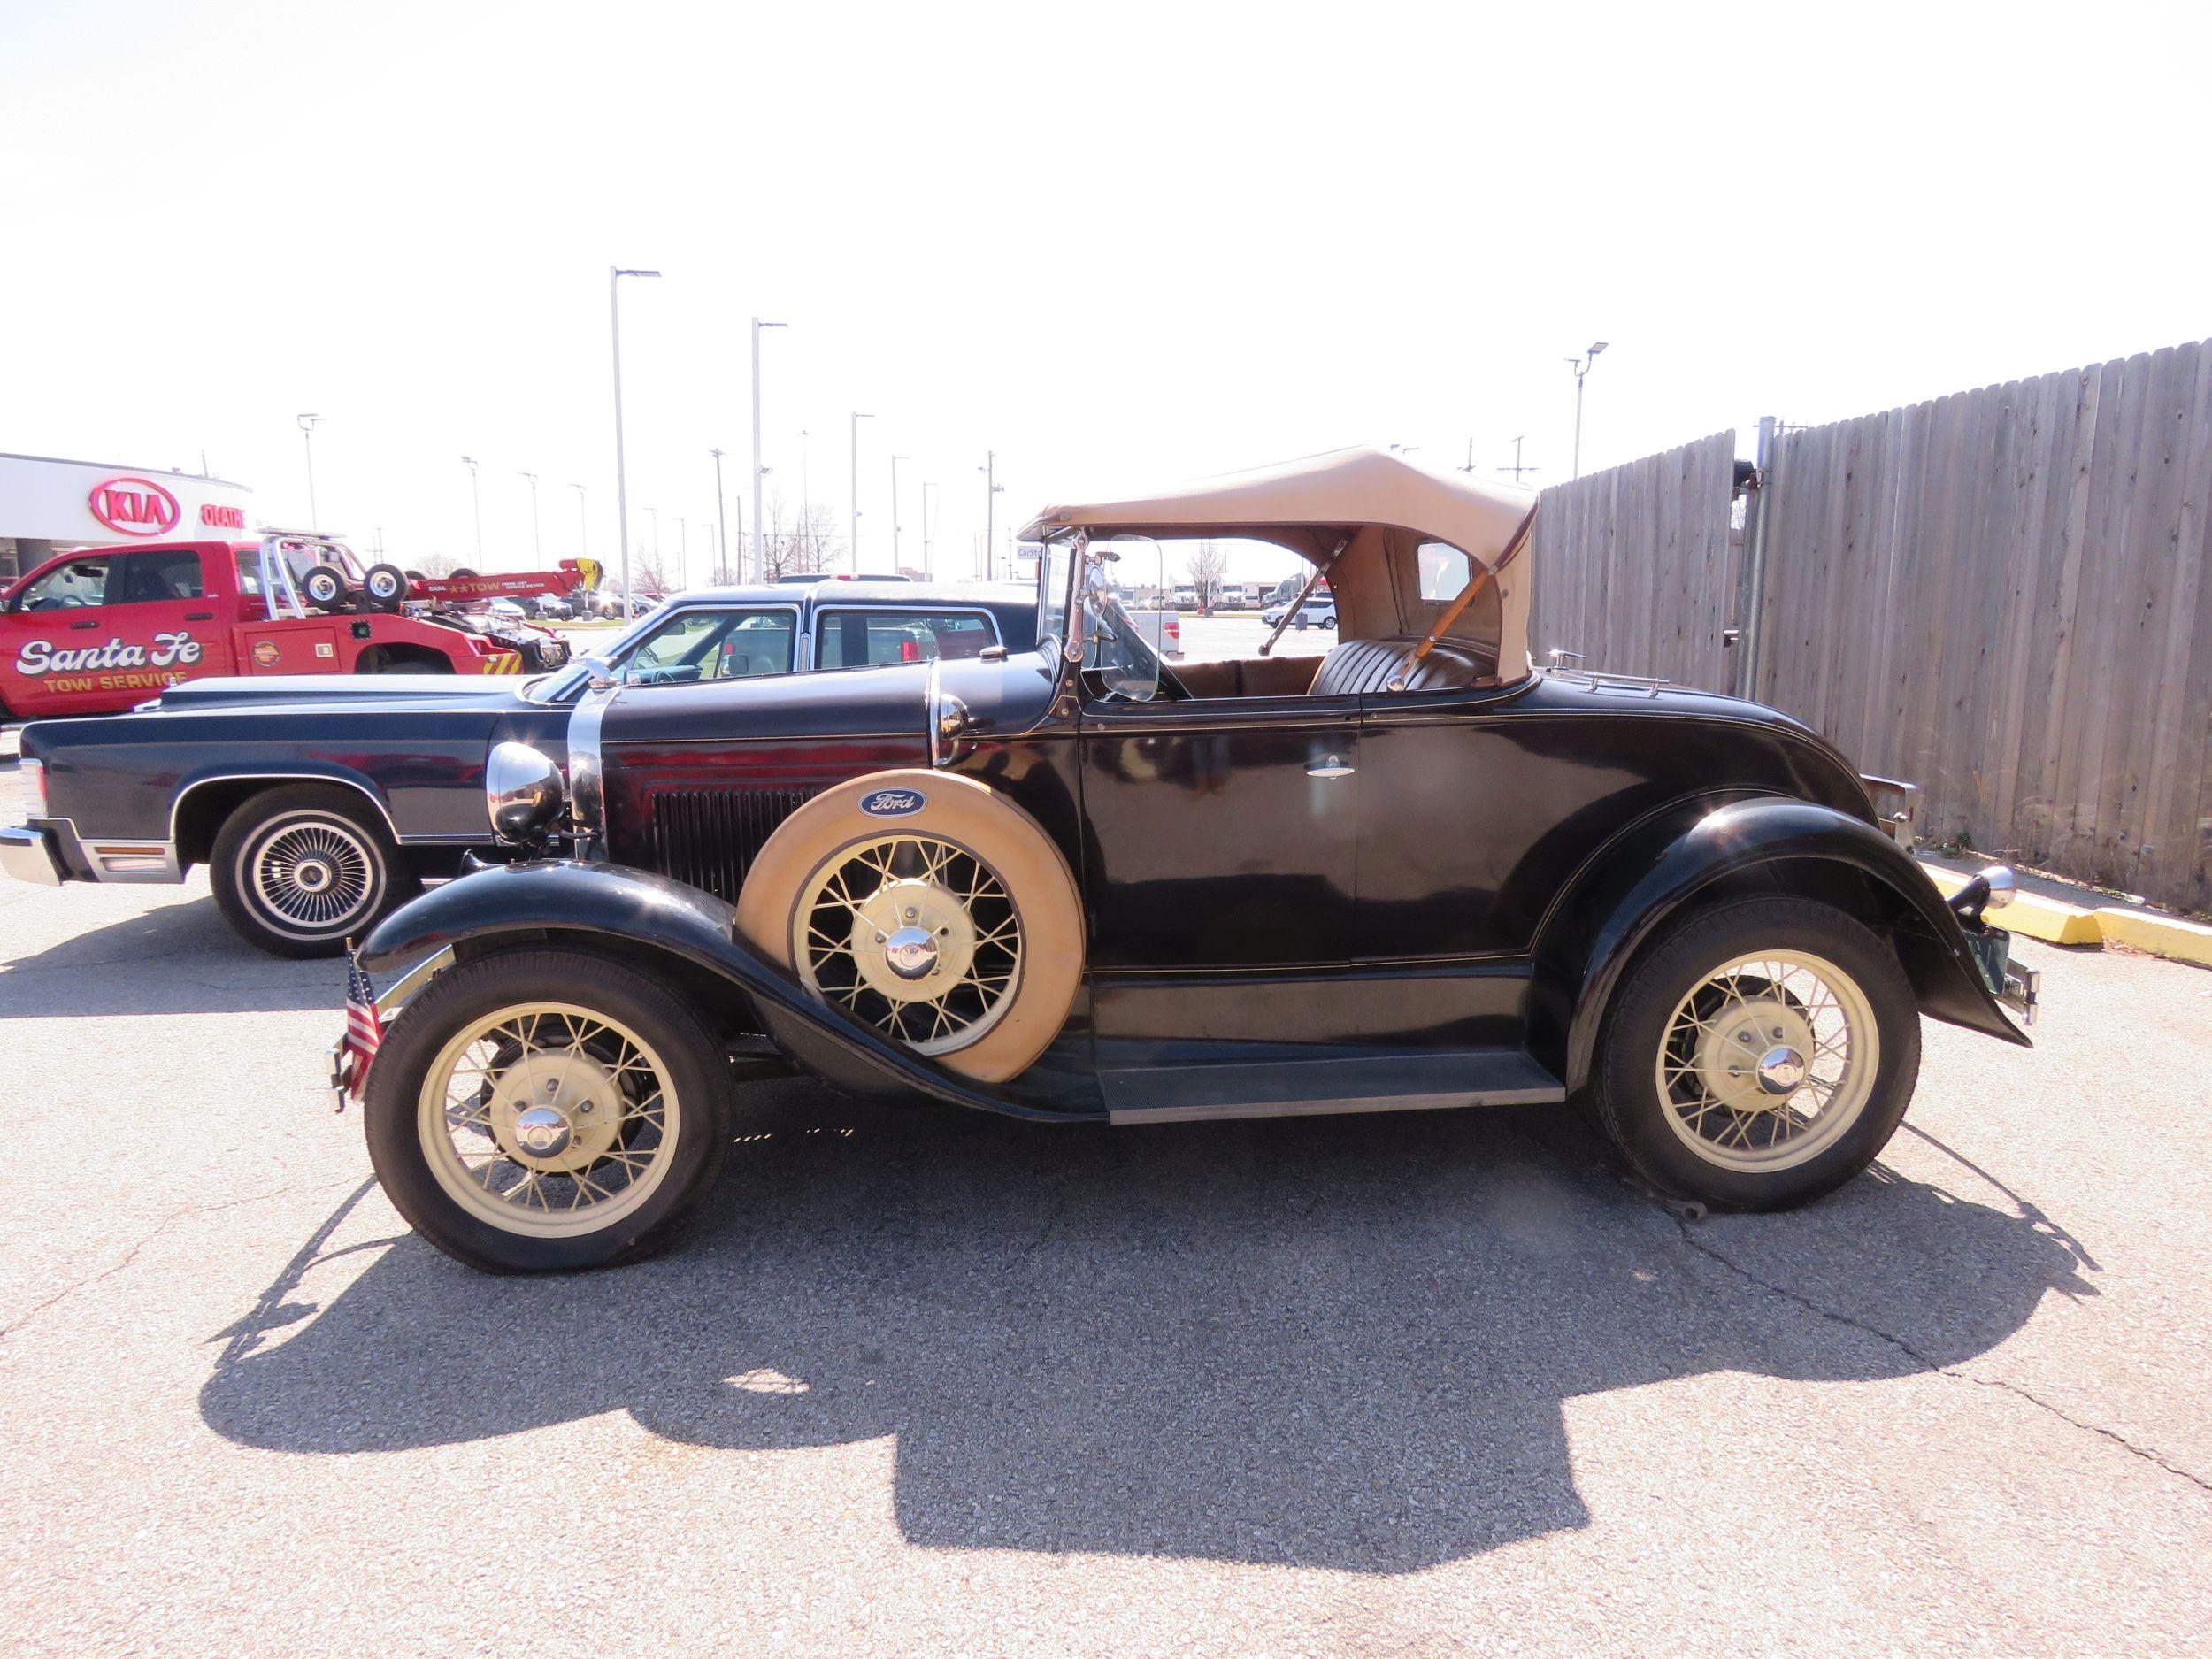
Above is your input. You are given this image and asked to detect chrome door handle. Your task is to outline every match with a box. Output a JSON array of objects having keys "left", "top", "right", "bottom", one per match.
[{"left": 1307, "top": 756, "right": 1355, "bottom": 780}]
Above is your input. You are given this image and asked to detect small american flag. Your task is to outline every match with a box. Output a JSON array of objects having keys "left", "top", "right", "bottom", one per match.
[{"left": 340, "top": 945, "right": 383, "bottom": 1108}]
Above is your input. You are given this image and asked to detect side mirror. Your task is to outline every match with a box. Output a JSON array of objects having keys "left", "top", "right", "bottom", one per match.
[{"left": 582, "top": 654, "right": 618, "bottom": 690}]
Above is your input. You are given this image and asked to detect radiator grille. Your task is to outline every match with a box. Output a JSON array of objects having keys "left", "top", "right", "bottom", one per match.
[{"left": 646, "top": 786, "right": 818, "bottom": 903}]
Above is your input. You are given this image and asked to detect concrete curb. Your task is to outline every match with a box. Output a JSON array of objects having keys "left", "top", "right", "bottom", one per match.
[{"left": 1919, "top": 864, "right": 2210, "bottom": 964}]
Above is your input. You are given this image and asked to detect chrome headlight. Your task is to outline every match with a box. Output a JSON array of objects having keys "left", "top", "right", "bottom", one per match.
[
  {"left": 1948, "top": 862, "right": 2018, "bottom": 924},
  {"left": 485, "top": 741, "right": 565, "bottom": 844}
]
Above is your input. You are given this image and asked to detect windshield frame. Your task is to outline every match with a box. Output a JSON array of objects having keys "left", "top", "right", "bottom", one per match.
[{"left": 1036, "top": 531, "right": 1081, "bottom": 660}]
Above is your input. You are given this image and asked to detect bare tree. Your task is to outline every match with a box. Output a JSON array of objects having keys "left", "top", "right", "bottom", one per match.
[
  {"left": 753, "top": 491, "right": 846, "bottom": 581},
  {"left": 1185, "top": 540, "right": 1231, "bottom": 614},
  {"left": 411, "top": 550, "right": 463, "bottom": 578}
]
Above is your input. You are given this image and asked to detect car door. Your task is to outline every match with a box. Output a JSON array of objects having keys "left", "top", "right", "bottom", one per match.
[
  {"left": 3, "top": 552, "right": 119, "bottom": 717},
  {"left": 1077, "top": 686, "right": 1360, "bottom": 972}
]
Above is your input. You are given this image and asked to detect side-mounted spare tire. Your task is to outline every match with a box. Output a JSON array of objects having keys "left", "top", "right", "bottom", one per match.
[{"left": 734, "top": 769, "right": 1083, "bottom": 1083}]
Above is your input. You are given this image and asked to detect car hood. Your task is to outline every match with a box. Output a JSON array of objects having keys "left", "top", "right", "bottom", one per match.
[
  {"left": 150, "top": 674, "right": 532, "bottom": 712},
  {"left": 595, "top": 650, "right": 1062, "bottom": 747}
]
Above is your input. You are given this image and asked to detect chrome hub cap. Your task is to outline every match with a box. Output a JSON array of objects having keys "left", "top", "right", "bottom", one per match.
[
  {"left": 1756, "top": 1045, "right": 1809, "bottom": 1095},
  {"left": 418, "top": 1004, "right": 679, "bottom": 1236},
  {"left": 795, "top": 834, "right": 1021, "bottom": 1054},
  {"left": 1656, "top": 951, "right": 1878, "bottom": 1171},
  {"left": 249, "top": 816, "right": 377, "bottom": 934}
]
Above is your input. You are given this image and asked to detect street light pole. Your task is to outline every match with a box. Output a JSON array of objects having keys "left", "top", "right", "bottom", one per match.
[
  {"left": 979, "top": 451, "right": 1003, "bottom": 581},
  {"left": 675, "top": 516, "right": 687, "bottom": 593},
  {"left": 611, "top": 266, "right": 662, "bottom": 618},
  {"left": 459, "top": 455, "right": 482, "bottom": 563},
  {"left": 889, "top": 455, "right": 907, "bottom": 570},
  {"left": 518, "top": 472, "right": 541, "bottom": 562},
  {"left": 296, "top": 414, "right": 323, "bottom": 529},
  {"left": 570, "top": 482, "right": 587, "bottom": 556},
  {"left": 849, "top": 411, "right": 874, "bottom": 572},
  {"left": 750, "top": 318, "right": 786, "bottom": 583},
  {"left": 921, "top": 482, "right": 936, "bottom": 577},
  {"left": 710, "top": 448, "right": 727, "bottom": 582},
  {"left": 1568, "top": 341, "right": 1608, "bottom": 480}
]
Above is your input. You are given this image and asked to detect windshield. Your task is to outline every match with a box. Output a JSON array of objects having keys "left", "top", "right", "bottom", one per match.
[
  {"left": 1038, "top": 537, "right": 1076, "bottom": 653},
  {"left": 524, "top": 604, "right": 680, "bottom": 703},
  {"left": 1080, "top": 564, "right": 1164, "bottom": 701}
]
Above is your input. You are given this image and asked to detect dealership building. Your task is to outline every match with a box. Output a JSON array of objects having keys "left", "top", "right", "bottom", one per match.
[{"left": 0, "top": 452, "right": 257, "bottom": 585}]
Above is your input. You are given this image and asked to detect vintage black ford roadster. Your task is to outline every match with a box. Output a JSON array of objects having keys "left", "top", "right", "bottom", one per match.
[{"left": 339, "top": 449, "right": 2037, "bottom": 1273}]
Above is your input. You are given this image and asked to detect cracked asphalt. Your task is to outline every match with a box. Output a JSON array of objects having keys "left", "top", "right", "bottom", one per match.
[{"left": 3, "top": 762, "right": 2209, "bottom": 1656}]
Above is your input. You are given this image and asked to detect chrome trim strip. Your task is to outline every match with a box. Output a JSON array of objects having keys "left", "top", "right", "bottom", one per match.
[
  {"left": 374, "top": 946, "right": 456, "bottom": 1019},
  {"left": 566, "top": 684, "right": 614, "bottom": 840},
  {"left": 170, "top": 772, "right": 403, "bottom": 849}
]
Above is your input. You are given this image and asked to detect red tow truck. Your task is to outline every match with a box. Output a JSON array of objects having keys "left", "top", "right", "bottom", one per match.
[{"left": 0, "top": 533, "right": 586, "bottom": 719}]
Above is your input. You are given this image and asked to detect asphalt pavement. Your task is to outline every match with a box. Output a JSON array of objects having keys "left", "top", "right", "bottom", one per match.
[{"left": 2, "top": 756, "right": 2208, "bottom": 1657}]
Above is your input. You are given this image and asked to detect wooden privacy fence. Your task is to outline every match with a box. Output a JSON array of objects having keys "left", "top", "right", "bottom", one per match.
[
  {"left": 1753, "top": 342, "right": 2212, "bottom": 913},
  {"left": 1533, "top": 337, "right": 2212, "bottom": 914},
  {"left": 1528, "top": 431, "right": 1740, "bottom": 691}
]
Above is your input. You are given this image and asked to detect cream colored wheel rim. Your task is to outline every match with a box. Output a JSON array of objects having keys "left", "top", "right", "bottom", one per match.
[
  {"left": 416, "top": 1002, "right": 681, "bottom": 1237},
  {"left": 791, "top": 832, "right": 1022, "bottom": 1055},
  {"left": 1654, "top": 949, "right": 1878, "bottom": 1172}
]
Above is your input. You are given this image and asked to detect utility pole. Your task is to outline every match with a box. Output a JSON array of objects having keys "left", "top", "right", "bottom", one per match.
[
  {"left": 710, "top": 448, "right": 727, "bottom": 583},
  {"left": 675, "top": 516, "right": 687, "bottom": 592},
  {"left": 921, "top": 482, "right": 937, "bottom": 576},
  {"left": 610, "top": 266, "right": 662, "bottom": 617},
  {"left": 979, "top": 451, "right": 1003, "bottom": 581},
  {"left": 1501, "top": 436, "right": 1540, "bottom": 483},
  {"left": 849, "top": 411, "right": 874, "bottom": 572},
  {"left": 459, "top": 455, "right": 482, "bottom": 562},
  {"left": 889, "top": 454, "right": 908, "bottom": 570},
  {"left": 518, "top": 471, "right": 541, "bottom": 561},
  {"left": 750, "top": 317, "right": 786, "bottom": 584},
  {"left": 1568, "top": 341, "right": 1608, "bottom": 480},
  {"left": 296, "top": 414, "right": 323, "bottom": 529},
  {"left": 732, "top": 495, "right": 744, "bottom": 585}
]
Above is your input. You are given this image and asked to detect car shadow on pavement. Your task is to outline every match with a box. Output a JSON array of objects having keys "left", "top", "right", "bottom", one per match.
[
  {"left": 0, "top": 895, "right": 341, "bottom": 1018},
  {"left": 200, "top": 1091, "right": 2096, "bottom": 1572}
]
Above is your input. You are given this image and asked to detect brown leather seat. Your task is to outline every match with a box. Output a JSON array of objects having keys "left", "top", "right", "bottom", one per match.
[{"left": 1310, "top": 637, "right": 1494, "bottom": 697}]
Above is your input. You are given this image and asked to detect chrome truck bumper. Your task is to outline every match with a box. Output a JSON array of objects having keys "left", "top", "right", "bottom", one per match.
[{"left": 0, "top": 824, "right": 64, "bottom": 887}]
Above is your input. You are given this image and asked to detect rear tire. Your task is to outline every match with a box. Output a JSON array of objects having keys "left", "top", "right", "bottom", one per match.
[
  {"left": 1586, "top": 896, "right": 1920, "bottom": 1211},
  {"left": 365, "top": 948, "right": 734, "bottom": 1273},
  {"left": 209, "top": 783, "right": 418, "bottom": 958}
]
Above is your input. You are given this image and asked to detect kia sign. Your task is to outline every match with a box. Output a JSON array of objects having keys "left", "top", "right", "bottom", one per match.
[{"left": 88, "top": 477, "right": 181, "bottom": 538}]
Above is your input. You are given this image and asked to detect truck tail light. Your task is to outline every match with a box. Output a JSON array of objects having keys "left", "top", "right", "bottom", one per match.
[
  {"left": 1166, "top": 617, "right": 1181, "bottom": 643},
  {"left": 902, "top": 640, "right": 922, "bottom": 662},
  {"left": 21, "top": 757, "right": 45, "bottom": 816}
]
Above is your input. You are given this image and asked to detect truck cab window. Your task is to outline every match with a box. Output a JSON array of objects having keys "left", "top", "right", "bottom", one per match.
[
  {"left": 111, "top": 549, "right": 206, "bottom": 604},
  {"left": 12, "top": 557, "right": 111, "bottom": 611}
]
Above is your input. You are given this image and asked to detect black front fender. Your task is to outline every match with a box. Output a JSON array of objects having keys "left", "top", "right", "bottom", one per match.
[
  {"left": 1536, "top": 795, "right": 2029, "bottom": 1094},
  {"left": 358, "top": 860, "right": 1087, "bottom": 1122}
]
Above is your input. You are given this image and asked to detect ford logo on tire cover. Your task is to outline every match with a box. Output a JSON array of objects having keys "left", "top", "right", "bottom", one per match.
[{"left": 859, "top": 787, "right": 926, "bottom": 818}]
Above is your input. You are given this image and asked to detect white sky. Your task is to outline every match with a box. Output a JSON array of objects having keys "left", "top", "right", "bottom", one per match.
[{"left": 4, "top": 1, "right": 2207, "bottom": 587}]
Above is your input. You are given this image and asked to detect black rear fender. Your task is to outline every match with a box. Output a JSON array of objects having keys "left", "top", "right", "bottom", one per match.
[
  {"left": 357, "top": 860, "right": 1074, "bottom": 1121},
  {"left": 1532, "top": 795, "right": 2028, "bottom": 1094}
]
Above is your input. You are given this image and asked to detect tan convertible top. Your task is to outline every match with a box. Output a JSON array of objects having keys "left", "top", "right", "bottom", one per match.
[{"left": 1021, "top": 447, "right": 1539, "bottom": 675}]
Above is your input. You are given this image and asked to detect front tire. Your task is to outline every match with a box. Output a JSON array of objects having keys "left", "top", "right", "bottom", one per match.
[
  {"left": 1587, "top": 896, "right": 1921, "bottom": 1210},
  {"left": 209, "top": 784, "right": 418, "bottom": 958},
  {"left": 365, "top": 948, "right": 733, "bottom": 1272}
]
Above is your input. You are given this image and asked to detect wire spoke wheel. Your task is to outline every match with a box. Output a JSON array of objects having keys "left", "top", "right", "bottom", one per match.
[
  {"left": 247, "top": 816, "right": 378, "bottom": 934},
  {"left": 416, "top": 1001, "right": 682, "bottom": 1239},
  {"left": 792, "top": 832, "right": 1023, "bottom": 1056},
  {"left": 1654, "top": 948, "right": 1879, "bottom": 1173}
]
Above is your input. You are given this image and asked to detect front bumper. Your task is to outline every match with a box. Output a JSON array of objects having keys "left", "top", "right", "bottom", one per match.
[{"left": 0, "top": 824, "right": 64, "bottom": 887}]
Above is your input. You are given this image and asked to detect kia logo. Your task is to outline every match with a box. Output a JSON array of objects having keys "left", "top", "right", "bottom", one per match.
[
  {"left": 88, "top": 476, "right": 181, "bottom": 538},
  {"left": 858, "top": 788, "right": 926, "bottom": 818}
]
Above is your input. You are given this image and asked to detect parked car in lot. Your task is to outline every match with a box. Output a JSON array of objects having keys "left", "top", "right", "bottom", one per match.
[
  {"left": 330, "top": 447, "right": 2039, "bottom": 1274},
  {"left": 1261, "top": 595, "right": 1338, "bottom": 630},
  {"left": 1, "top": 580, "right": 1033, "bottom": 956}
]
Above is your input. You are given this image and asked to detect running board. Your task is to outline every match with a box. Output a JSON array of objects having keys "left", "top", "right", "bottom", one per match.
[{"left": 1102, "top": 1049, "right": 1564, "bottom": 1125}]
